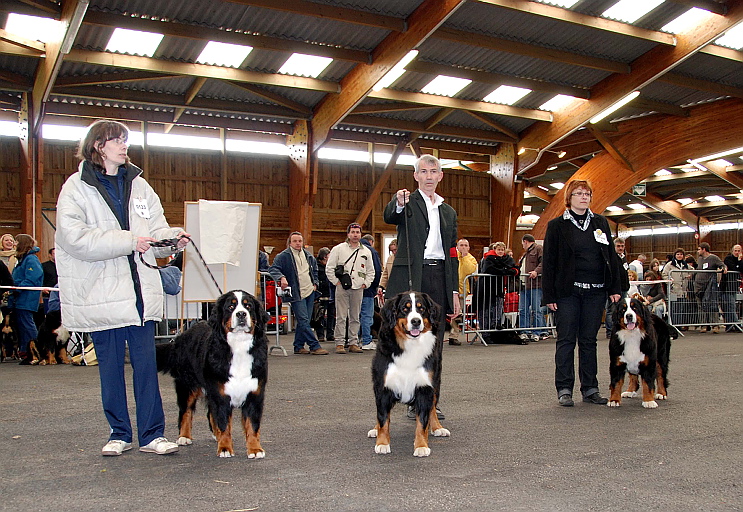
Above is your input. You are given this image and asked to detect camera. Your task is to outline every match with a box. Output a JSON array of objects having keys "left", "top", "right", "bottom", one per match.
[{"left": 277, "top": 286, "right": 292, "bottom": 299}]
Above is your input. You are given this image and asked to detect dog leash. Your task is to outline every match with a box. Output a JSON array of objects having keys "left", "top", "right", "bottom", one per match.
[
  {"left": 403, "top": 191, "right": 413, "bottom": 290},
  {"left": 139, "top": 236, "right": 223, "bottom": 295}
]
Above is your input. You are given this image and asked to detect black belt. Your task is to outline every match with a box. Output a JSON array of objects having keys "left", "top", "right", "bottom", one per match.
[{"left": 422, "top": 259, "right": 444, "bottom": 265}]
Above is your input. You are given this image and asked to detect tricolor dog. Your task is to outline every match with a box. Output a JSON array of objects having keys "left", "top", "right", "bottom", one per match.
[
  {"left": 157, "top": 290, "right": 268, "bottom": 458},
  {"left": 368, "top": 291, "right": 450, "bottom": 457}
]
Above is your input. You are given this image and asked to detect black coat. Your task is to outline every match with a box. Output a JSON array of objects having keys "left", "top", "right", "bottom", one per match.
[
  {"left": 542, "top": 212, "right": 622, "bottom": 304},
  {"left": 383, "top": 190, "right": 459, "bottom": 313},
  {"left": 476, "top": 252, "right": 519, "bottom": 301}
]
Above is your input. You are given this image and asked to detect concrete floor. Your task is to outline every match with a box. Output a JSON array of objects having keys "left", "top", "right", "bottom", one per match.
[{"left": 1, "top": 330, "right": 741, "bottom": 512}]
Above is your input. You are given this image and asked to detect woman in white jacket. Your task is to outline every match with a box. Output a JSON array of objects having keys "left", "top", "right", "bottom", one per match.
[{"left": 56, "top": 120, "right": 188, "bottom": 457}]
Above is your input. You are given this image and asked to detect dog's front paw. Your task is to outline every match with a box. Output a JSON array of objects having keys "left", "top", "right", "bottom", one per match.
[
  {"left": 642, "top": 400, "right": 658, "bottom": 409},
  {"left": 432, "top": 427, "right": 450, "bottom": 437},
  {"left": 607, "top": 400, "right": 621, "bottom": 407},
  {"left": 374, "top": 443, "right": 391, "bottom": 454},
  {"left": 413, "top": 446, "right": 431, "bottom": 457},
  {"left": 177, "top": 437, "right": 192, "bottom": 446},
  {"left": 218, "top": 449, "right": 234, "bottom": 458},
  {"left": 367, "top": 428, "right": 378, "bottom": 438},
  {"left": 248, "top": 450, "right": 265, "bottom": 459},
  {"left": 655, "top": 393, "right": 667, "bottom": 400},
  {"left": 621, "top": 391, "right": 637, "bottom": 398}
]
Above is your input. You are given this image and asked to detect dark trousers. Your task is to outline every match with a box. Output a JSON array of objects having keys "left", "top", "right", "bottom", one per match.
[
  {"left": 554, "top": 287, "right": 606, "bottom": 398},
  {"left": 421, "top": 261, "right": 447, "bottom": 345}
]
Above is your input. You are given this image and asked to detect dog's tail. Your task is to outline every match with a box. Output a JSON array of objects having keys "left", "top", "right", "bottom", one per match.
[{"left": 155, "top": 342, "right": 176, "bottom": 375}]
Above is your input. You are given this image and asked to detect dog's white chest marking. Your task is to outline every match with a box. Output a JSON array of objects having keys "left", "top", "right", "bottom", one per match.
[
  {"left": 384, "top": 331, "right": 436, "bottom": 404},
  {"left": 224, "top": 331, "right": 258, "bottom": 407},
  {"left": 617, "top": 328, "right": 645, "bottom": 375}
]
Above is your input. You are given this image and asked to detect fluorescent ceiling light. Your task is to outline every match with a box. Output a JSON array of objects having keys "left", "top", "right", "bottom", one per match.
[
  {"left": 106, "top": 28, "right": 164, "bottom": 57},
  {"left": 602, "top": 0, "right": 664, "bottom": 24},
  {"left": 226, "top": 140, "right": 289, "bottom": 156},
  {"left": 483, "top": 85, "right": 531, "bottom": 105},
  {"left": 538, "top": 185, "right": 550, "bottom": 192},
  {"left": 606, "top": 205, "right": 624, "bottom": 212},
  {"left": 661, "top": 8, "right": 709, "bottom": 34},
  {"left": 421, "top": 75, "right": 472, "bottom": 97},
  {"left": 197, "top": 41, "right": 253, "bottom": 68},
  {"left": 4, "top": 13, "right": 62, "bottom": 43},
  {"left": 372, "top": 50, "right": 418, "bottom": 91},
  {"left": 676, "top": 198, "right": 694, "bottom": 205},
  {"left": 590, "top": 91, "right": 640, "bottom": 124},
  {"left": 550, "top": 182, "right": 564, "bottom": 189},
  {"left": 654, "top": 169, "right": 672, "bottom": 176},
  {"left": 705, "top": 195, "right": 725, "bottom": 202},
  {"left": 278, "top": 53, "right": 333, "bottom": 78},
  {"left": 690, "top": 146, "right": 743, "bottom": 164},
  {"left": 627, "top": 203, "right": 645, "bottom": 210},
  {"left": 539, "top": 94, "right": 579, "bottom": 111},
  {"left": 547, "top": 165, "right": 558, "bottom": 171},
  {"left": 535, "top": 0, "right": 580, "bottom": 7},
  {"left": 715, "top": 24, "right": 743, "bottom": 50}
]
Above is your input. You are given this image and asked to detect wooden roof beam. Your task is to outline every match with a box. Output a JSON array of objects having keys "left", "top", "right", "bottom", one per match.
[
  {"left": 166, "top": 76, "right": 208, "bottom": 133},
  {"left": 659, "top": 72, "right": 743, "bottom": 99},
  {"left": 632, "top": 97, "right": 689, "bottom": 117},
  {"left": 55, "top": 71, "right": 175, "bottom": 87},
  {"left": 643, "top": 191, "right": 700, "bottom": 227},
  {"left": 341, "top": 114, "right": 515, "bottom": 143},
  {"left": 0, "top": 28, "right": 45, "bottom": 52},
  {"left": 434, "top": 27, "right": 630, "bottom": 74},
  {"left": 352, "top": 102, "right": 436, "bottom": 114},
  {"left": 517, "top": 2, "right": 743, "bottom": 174},
  {"left": 587, "top": 124, "right": 634, "bottom": 172},
  {"left": 83, "top": 10, "right": 370, "bottom": 64},
  {"left": 310, "top": 0, "right": 467, "bottom": 154},
  {"left": 670, "top": 0, "right": 728, "bottom": 15},
  {"left": 368, "top": 88, "right": 551, "bottom": 122},
  {"left": 0, "top": 0, "right": 60, "bottom": 16},
  {"left": 524, "top": 185, "right": 552, "bottom": 203},
  {"left": 682, "top": 198, "right": 743, "bottom": 209},
  {"left": 355, "top": 140, "right": 407, "bottom": 227},
  {"left": 702, "top": 159, "right": 743, "bottom": 190},
  {"left": 65, "top": 49, "right": 340, "bottom": 93},
  {"left": 465, "top": 111, "right": 520, "bottom": 141},
  {"left": 226, "top": 81, "right": 313, "bottom": 114},
  {"left": 222, "top": 0, "right": 406, "bottom": 32}
]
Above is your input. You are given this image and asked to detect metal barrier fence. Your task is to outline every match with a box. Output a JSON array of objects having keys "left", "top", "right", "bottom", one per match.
[
  {"left": 666, "top": 269, "right": 742, "bottom": 331},
  {"left": 461, "top": 273, "right": 555, "bottom": 346}
]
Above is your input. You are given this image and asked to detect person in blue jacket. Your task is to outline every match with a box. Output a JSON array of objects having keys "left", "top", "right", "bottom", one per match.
[{"left": 10, "top": 234, "right": 43, "bottom": 364}]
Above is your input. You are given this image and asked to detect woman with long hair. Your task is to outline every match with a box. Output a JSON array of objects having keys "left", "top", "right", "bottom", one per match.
[
  {"left": 10, "top": 234, "right": 43, "bottom": 364},
  {"left": 56, "top": 119, "right": 189, "bottom": 457}
]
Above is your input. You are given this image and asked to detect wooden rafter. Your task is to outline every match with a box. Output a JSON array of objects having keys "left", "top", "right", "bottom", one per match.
[
  {"left": 341, "top": 114, "right": 515, "bottom": 143},
  {"left": 65, "top": 49, "right": 340, "bottom": 93},
  {"left": 310, "top": 0, "right": 467, "bottom": 154},
  {"left": 518, "top": 2, "right": 743, "bottom": 174},
  {"left": 587, "top": 124, "right": 634, "bottom": 172},
  {"left": 464, "top": 111, "right": 520, "bottom": 141},
  {"left": 83, "top": 10, "right": 370, "bottom": 64},
  {"left": 524, "top": 185, "right": 551, "bottom": 203},
  {"left": 55, "top": 71, "right": 175, "bottom": 87},
  {"left": 368, "top": 89, "right": 552, "bottom": 122},
  {"left": 0, "top": 69, "right": 32, "bottom": 89},
  {"left": 703, "top": 160, "right": 743, "bottom": 190},
  {"left": 658, "top": 72, "right": 743, "bottom": 99},
  {"left": 632, "top": 97, "right": 689, "bottom": 117},
  {"left": 433, "top": 27, "right": 630, "bottom": 74},
  {"left": 352, "top": 102, "right": 436, "bottom": 114},
  {"left": 222, "top": 0, "right": 406, "bottom": 32},
  {"left": 0, "top": 28, "right": 45, "bottom": 52},
  {"left": 355, "top": 140, "right": 407, "bottom": 227},
  {"left": 226, "top": 81, "right": 313, "bottom": 114},
  {"left": 166, "top": 77, "right": 208, "bottom": 133},
  {"left": 643, "top": 191, "right": 700, "bottom": 227}
]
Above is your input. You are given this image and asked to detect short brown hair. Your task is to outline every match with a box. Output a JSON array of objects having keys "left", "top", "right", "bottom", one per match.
[
  {"left": 563, "top": 180, "right": 593, "bottom": 207},
  {"left": 699, "top": 242, "right": 711, "bottom": 252},
  {"left": 14, "top": 234, "right": 36, "bottom": 260},
  {"left": 77, "top": 120, "right": 130, "bottom": 169}
]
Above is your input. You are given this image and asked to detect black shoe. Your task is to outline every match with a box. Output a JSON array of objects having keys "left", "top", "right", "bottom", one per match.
[
  {"left": 448, "top": 338, "right": 461, "bottom": 346},
  {"left": 435, "top": 406, "right": 445, "bottom": 420},
  {"left": 558, "top": 394, "right": 574, "bottom": 407},
  {"left": 583, "top": 392, "right": 608, "bottom": 405},
  {"left": 326, "top": 336, "right": 335, "bottom": 342}
]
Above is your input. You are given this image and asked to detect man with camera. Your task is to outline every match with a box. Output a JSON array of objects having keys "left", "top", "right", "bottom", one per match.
[
  {"left": 269, "top": 231, "right": 329, "bottom": 355},
  {"left": 326, "top": 223, "right": 375, "bottom": 354}
]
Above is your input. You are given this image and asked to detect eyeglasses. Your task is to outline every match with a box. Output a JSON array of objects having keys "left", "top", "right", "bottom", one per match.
[
  {"left": 571, "top": 192, "right": 592, "bottom": 198},
  {"left": 106, "top": 137, "right": 128, "bottom": 145}
]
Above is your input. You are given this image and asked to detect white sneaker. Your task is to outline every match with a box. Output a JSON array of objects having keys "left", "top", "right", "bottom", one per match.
[
  {"left": 362, "top": 341, "right": 377, "bottom": 350},
  {"left": 139, "top": 437, "right": 179, "bottom": 455},
  {"left": 102, "top": 439, "right": 132, "bottom": 456}
]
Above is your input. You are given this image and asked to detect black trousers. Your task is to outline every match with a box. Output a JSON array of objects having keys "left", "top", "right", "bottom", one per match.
[{"left": 421, "top": 261, "right": 448, "bottom": 345}]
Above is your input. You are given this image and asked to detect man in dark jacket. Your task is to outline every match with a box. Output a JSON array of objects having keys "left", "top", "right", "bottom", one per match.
[
  {"left": 605, "top": 237, "right": 630, "bottom": 338},
  {"left": 360, "top": 235, "right": 382, "bottom": 349},
  {"left": 268, "top": 232, "right": 329, "bottom": 355},
  {"left": 518, "top": 234, "right": 546, "bottom": 341},
  {"left": 722, "top": 244, "right": 742, "bottom": 331}
]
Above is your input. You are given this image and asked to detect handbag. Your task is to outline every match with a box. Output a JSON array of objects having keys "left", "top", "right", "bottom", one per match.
[{"left": 335, "top": 249, "right": 359, "bottom": 290}]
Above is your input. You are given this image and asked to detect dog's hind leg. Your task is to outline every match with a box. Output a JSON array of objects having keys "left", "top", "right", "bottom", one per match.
[
  {"left": 608, "top": 371, "right": 625, "bottom": 407},
  {"left": 654, "top": 361, "right": 668, "bottom": 400},
  {"left": 428, "top": 396, "right": 450, "bottom": 437},
  {"left": 208, "top": 409, "right": 234, "bottom": 458},
  {"left": 640, "top": 360, "right": 658, "bottom": 409},
  {"left": 413, "top": 388, "right": 435, "bottom": 457},
  {"left": 241, "top": 392, "right": 265, "bottom": 459},
  {"left": 176, "top": 386, "right": 201, "bottom": 446}
]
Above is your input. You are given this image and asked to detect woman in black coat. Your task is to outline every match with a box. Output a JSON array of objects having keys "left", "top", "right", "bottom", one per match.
[
  {"left": 475, "top": 242, "right": 519, "bottom": 335},
  {"left": 542, "top": 180, "right": 621, "bottom": 407}
]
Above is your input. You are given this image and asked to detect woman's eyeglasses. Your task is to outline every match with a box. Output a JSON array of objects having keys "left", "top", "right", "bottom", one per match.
[
  {"left": 106, "top": 137, "right": 128, "bottom": 145},
  {"left": 571, "top": 192, "right": 592, "bottom": 198}
]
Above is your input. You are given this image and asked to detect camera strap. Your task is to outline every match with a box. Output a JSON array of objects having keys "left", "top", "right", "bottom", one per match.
[{"left": 343, "top": 248, "right": 360, "bottom": 272}]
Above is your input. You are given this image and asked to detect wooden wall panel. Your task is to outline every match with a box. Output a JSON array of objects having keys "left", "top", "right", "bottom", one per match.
[{"left": 0, "top": 138, "right": 22, "bottom": 233}]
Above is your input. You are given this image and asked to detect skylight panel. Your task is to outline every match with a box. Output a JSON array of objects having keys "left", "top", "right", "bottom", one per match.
[
  {"left": 710, "top": 159, "right": 733, "bottom": 166},
  {"left": 705, "top": 195, "right": 725, "bottom": 202},
  {"left": 550, "top": 182, "right": 564, "bottom": 190},
  {"left": 627, "top": 203, "right": 645, "bottom": 210},
  {"left": 661, "top": 8, "right": 709, "bottom": 34},
  {"left": 197, "top": 41, "right": 253, "bottom": 68},
  {"left": 715, "top": 24, "right": 743, "bottom": 50},
  {"left": 421, "top": 75, "right": 472, "bottom": 97},
  {"left": 372, "top": 50, "right": 418, "bottom": 91},
  {"left": 5, "top": 13, "right": 62, "bottom": 43},
  {"left": 654, "top": 169, "right": 672, "bottom": 176},
  {"left": 602, "top": 0, "right": 664, "bottom": 24},
  {"left": 539, "top": 94, "right": 579, "bottom": 111},
  {"left": 677, "top": 198, "right": 694, "bottom": 205},
  {"left": 106, "top": 28, "right": 164, "bottom": 57},
  {"left": 483, "top": 85, "right": 531, "bottom": 105},
  {"left": 606, "top": 206, "right": 624, "bottom": 212},
  {"left": 278, "top": 53, "right": 333, "bottom": 78}
]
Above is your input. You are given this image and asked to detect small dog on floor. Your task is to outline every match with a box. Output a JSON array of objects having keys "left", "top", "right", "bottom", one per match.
[
  {"left": 157, "top": 290, "right": 268, "bottom": 458},
  {"left": 608, "top": 297, "right": 671, "bottom": 409},
  {"left": 34, "top": 309, "right": 71, "bottom": 365},
  {"left": 1, "top": 313, "right": 18, "bottom": 361},
  {"left": 368, "top": 291, "right": 450, "bottom": 457}
]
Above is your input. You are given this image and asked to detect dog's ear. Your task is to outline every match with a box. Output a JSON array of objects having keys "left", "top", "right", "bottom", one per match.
[
  {"left": 612, "top": 298, "right": 625, "bottom": 324},
  {"left": 636, "top": 298, "right": 652, "bottom": 329},
  {"left": 381, "top": 294, "right": 399, "bottom": 328},
  {"left": 208, "top": 293, "right": 227, "bottom": 334},
  {"left": 422, "top": 292, "right": 441, "bottom": 333}
]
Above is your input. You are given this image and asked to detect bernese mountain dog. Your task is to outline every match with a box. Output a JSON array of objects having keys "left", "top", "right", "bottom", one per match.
[
  {"left": 157, "top": 290, "right": 268, "bottom": 458},
  {"left": 608, "top": 297, "right": 671, "bottom": 409},
  {"left": 368, "top": 291, "right": 450, "bottom": 457},
  {"left": 34, "top": 309, "right": 71, "bottom": 365},
  {"left": 1, "top": 313, "right": 18, "bottom": 361}
]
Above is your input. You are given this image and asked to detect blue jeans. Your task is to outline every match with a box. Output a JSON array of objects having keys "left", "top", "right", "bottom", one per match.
[
  {"left": 290, "top": 294, "right": 322, "bottom": 352},
  {"left": 519, "top": 288, "right": 546, "bottom": 336},
  {"left": 92, "top": 321, "right": 165, "bottom": 446},
  {"left": 554, "top": 287, "right": 606, "bottom": 398},
  {"left": 14, "top": 309, "right": 38, "bottom": 353},
  {"left": 360, "top": 296, "right": 374, "bottom": 345}
]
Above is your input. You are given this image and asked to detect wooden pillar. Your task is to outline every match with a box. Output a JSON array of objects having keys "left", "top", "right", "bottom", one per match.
[
  {"left": 511, "top": 179, "right": 526, "bottom": 258},
  {"left": 19, "top": 93, "right": 41, "bottom": 238},
  {"left": 489, "top": 144, "right": 516, "bottom": 247},
  {"left": 287, "top": 120, "right": 313, "bottom": 243}
]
